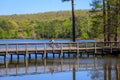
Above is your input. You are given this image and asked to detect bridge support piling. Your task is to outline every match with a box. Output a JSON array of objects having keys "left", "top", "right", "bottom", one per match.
[
  {"left": 80, "top": 53, "right": 82, "bottom": 57},
  {"left": 63, "top": 53, "right": 65, "bottom": 58},
  {"left": 10, "top": 54, "right": 13, "bottom": 63},
  {"left": 41, "top": 53, "right": 43, "bottom": 58},
  {"left": 68, "top": 53, "right": 70, "bottom": 58},
  {"left": 53, "top": 53, "right": 55, "bottom": 58},
  {"left": 17, "top": 54, "right": 20, "bottom": 64},
  {"left": 28, "top": 54, "right": 31, "bottom": 62},
  {"left": 59, "top": 53, "right": 60, "bottom": 58},
  {"left": 35, "top": 53, "right": 37, "bottom": 62},
  {"left": 4, "top": 55, "right": 6, "bottom": 65},
  {"left": 46, "top": 53, "right": 48, "bottom": 58},
  {"left": 87, "top": 52, "right": 89, "bottom": 57}
]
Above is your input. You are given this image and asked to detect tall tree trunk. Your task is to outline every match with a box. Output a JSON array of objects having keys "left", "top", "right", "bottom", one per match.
[
  {"left": 103, "top": 0, "right": 107, "bottom": 43},
  {"left": 107, "top": 0, "right": 111, "bottom": 42},
  {"left": 71, "top": 0, "right": 76, "bottom": 42},
  {"left": 114, "top": 0, "right": 119, "bottom": 42}
]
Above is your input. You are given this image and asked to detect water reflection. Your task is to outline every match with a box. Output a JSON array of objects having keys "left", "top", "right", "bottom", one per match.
[{"left": 0, "top": 56, "right": 120, "bottom": 80}]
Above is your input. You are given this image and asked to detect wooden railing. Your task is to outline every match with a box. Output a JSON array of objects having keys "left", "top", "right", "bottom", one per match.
[{"left": 0, "top": 42, "right": 120, "bottom": 54}]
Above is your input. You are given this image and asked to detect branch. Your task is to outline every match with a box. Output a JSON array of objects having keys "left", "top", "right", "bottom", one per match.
[{"left": 62, "top": 0, "right": 70, "bottom": 2}]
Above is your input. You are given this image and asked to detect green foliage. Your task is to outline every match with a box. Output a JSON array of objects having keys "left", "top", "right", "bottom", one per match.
[
  {"left": 0, "top": 10, "right": 94, "bottom": 39},
  {"left": 90, "top": 0, "right": 120, "bottom": 41}
]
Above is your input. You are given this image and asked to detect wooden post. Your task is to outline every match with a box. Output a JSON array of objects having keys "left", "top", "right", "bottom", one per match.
[
  {"left": 69, "top": 43, "right": 71, "bottom": 53},
  {"left": 60, "top": 43, "right": 63, "bottom": 58},
  {"left": 43, "top": 43, "right": 46, "bottom": 59},
  {"left": 68, "top": 43, "right": 70, "bottom": 57},
  {"left": 110, "top": 42, "right": 112, "bottom": 53},
  {"left": 77, "top": 43, "right": 79, "bottom": 58},
  {"left": 85, "top": 42, "right": 88, "bottom": 57},
  {"left": 25, "top": 43, "right": 28, "bottom": 74},
  {"left": 6, "top": 44, "right": 8, "bottom": 55},
  {"left": 85, "top": 42, "right": 87, "bottom": 50},
  {"left": 35, "top": 43, "right": 38, "bottom": 53},
  {"left": 94, "top": 42, "right": 97, "bottom": 54},
  {"left": 16, "top": 43, "right": 18, "bottom": 54}
]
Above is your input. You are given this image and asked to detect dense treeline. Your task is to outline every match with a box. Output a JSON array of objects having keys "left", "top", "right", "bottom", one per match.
[
  {"left": 0, "top": 10, "right": 91, "bottom": 39},
  {"left": 0, "top": 0, "right": 119, "bottom": 41},
  {"left": 90, "top": 0, "right": 120, "bottom": 41}
]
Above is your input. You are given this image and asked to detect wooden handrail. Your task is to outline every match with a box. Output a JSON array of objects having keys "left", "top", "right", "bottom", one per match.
[{"left": 0, "top": 42, "right": 120, "bottom": 54}]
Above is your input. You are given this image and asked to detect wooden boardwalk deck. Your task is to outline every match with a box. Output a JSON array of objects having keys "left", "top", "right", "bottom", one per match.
[{"left": 0, "top": 42, "right": 120, "bottom": 56}]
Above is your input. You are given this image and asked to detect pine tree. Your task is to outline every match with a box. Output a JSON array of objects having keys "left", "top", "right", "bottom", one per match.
[{"left": 62, "top": 0, "right": 76, "bottom": 42}]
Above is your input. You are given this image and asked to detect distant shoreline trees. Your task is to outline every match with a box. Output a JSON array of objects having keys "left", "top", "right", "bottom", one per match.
[
  {"left": 0, "top": 10, "right": 91, "bottom": 40},
  {"left": 0, "top": 0, "right": 119, "bottom": 41}
]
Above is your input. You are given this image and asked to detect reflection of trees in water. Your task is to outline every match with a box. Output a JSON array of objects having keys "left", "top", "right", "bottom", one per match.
[
  {"left": 1, "top": 57, "right": 120, "bottom": 79},
  {"left": 88, "top": 69, "right": 103, "bottom": 80},
  {"left": 111, "top": 70, "right": 117, "bottom": 80},
  {"left": 88, "top": 65, "right": 120, "bottom": 80}
]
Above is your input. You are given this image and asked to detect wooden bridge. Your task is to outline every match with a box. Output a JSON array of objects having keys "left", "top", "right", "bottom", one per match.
[
  {"left": 0, "top": 41, "right": 120, "bottom": 64},
  {"left": 0, "top": 41, "right": 120, "bottom": 79},
  {"left": 0, "top": 41, "right": 120, "bottom": 55}
]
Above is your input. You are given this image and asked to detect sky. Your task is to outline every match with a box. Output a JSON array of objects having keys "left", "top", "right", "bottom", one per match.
[{"left": 0, "top": 0, "right": 92, "bottom": 15}]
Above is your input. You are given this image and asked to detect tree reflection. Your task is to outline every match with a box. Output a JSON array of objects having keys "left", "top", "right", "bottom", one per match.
[
  {"left": 88, "top": 69, "right": 103, "bottom": 80},
  {"left": 88, "top": 64, "right": 120, "bottom": 80},
  {"left": 0, "top": 56, "right": 120, "bottom": 80}
]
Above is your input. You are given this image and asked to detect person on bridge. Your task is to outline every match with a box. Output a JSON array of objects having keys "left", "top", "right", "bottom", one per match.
[
  {"left": 50, "top": 38, "right": 54, "bottom": 43},
  {"left": 49, "top": 38, "right": 59, "bottom": 48},
  {"left": 49, "top": 38, "right": 54, "bottom": 48}
]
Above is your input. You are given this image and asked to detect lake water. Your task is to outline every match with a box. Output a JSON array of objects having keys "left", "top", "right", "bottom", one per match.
[{"left": 0, "top": 39, "right": 120, "bottom": 80}]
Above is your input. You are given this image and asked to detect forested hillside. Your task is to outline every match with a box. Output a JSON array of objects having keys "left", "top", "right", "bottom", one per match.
[
  {"left": 0, "top": 0, "right": 120, "bottom": 41},
  {"left": 0, "top": 10, "right": 92, "bottom": 39},
  {"left": 0, "top": 7, "right": 119, "bottom": 40}
]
